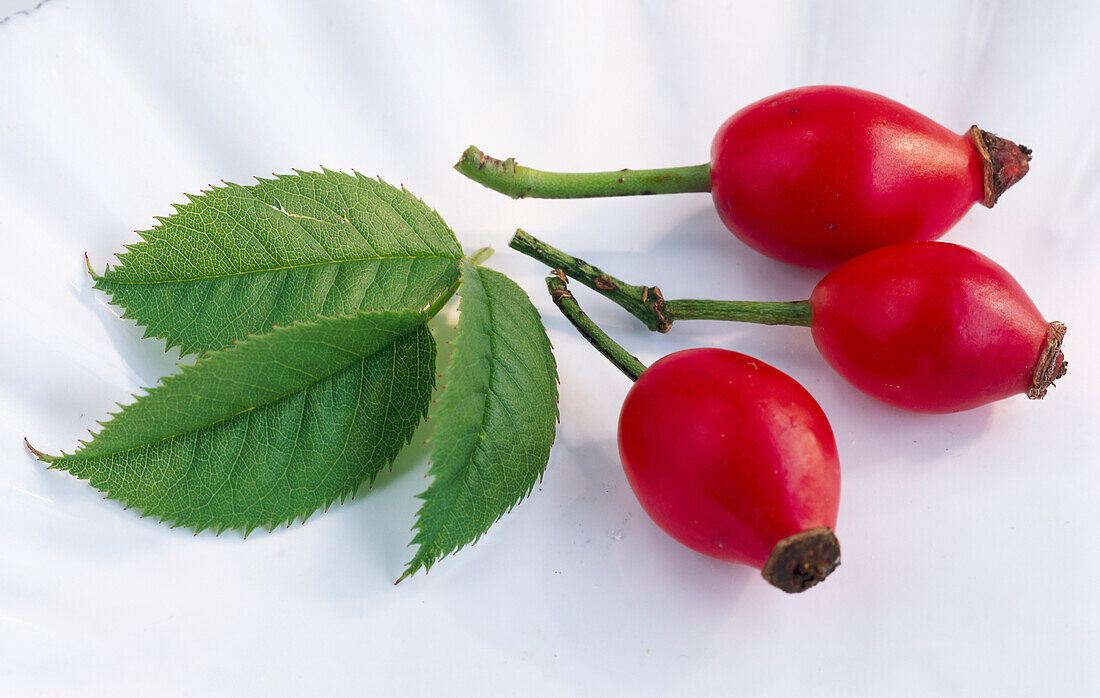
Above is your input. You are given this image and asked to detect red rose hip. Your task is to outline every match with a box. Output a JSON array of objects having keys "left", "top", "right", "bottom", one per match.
[
  {"left": 512, "top": 233, "right": 1068, "bottom": 415},
  {"left": 808, "top": 242, "right": 1066, "bottom": 412},
  {"left": 618, "top": 348, "right": 841, "bottom": 592},
  {"left": 709, "top": 86, "right": 1030, "bottom": 268},
  {"left": 459, "top": 86, "right": 1031, "bottom": 268},
  {"left": 545, "top": 272, "right": 843, "bottom": 593}
]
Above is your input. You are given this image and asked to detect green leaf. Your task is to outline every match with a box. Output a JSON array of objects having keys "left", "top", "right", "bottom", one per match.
[
  {"left": 93, "top": 169, "right": 463, "bottom": 356},
  {"left": 402, "top": 261, "right": 558, "bottom": 579},
  {"left": 30, "top": 310, "right": 436, "bottom": 534}
]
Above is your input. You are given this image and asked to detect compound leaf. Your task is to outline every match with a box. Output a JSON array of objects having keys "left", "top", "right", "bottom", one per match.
[
  {"left": 93, "top": 170, "right": 462, "bottom": 356},
  {"left": 402, "top": 261, "right": 558, "bottom": 579},
  {"left": 30, "top": 310, "right": 436, "bottom": 535}
]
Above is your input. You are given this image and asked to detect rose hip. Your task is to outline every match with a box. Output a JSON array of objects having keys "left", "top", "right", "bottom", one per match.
[
  {"left": 546, "top": 273, "right": 842, "bottom": 593},
  {"left": 709, "top": 86, "right": 1030, "bottom": 268},
  {"left": 458, "top": 86, "right": 1031, "bottom": 268},
  {"left": 808, "top": 242, "right": 1066, "bottom": 412},
  {"left": 512, "top": 232, "right": 1067, "bottom": 415},
  {"left": 618, "top": 348, "right": 841, "bottom": 592}
]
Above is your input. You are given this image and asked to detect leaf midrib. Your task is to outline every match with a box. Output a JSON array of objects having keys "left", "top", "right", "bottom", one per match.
[
  {"left": 418, "top": 268, "right": 500, "bottom": 555},
  {"left": 99, "top": 253, "right": 461, "bottom": 286}
]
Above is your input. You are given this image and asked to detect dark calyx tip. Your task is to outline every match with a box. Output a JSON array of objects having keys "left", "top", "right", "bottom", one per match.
[
  {"left": 761, "top": 527, "right": 840, "bottom": 593},
  {"left": 969, "top": 125, "right": 1031, "bottom": 208},
  {"left": 1028, "top": 321, "right": 1068, "bottom": 400}
]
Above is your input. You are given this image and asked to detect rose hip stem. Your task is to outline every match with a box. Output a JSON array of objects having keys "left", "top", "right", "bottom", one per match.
[
  {"left": 455, "top": 146, "right": 712, "bottom": 199},
  {"left": 514, "top": 230, "right": 1067, "bottom": 413},
  {"left": 512, "top": 229, "right": 811, "bottom": 333},
  {"left": 546, "top": 271, "right": 841, "bottom": 593},
  {"left": 462, "top": 87, "right": 1033, "bottom": 269},
  {"left": 546, "top": 270, "right": 646, "bottom": 380}
]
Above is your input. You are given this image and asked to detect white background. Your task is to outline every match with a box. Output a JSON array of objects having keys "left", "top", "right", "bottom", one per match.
[{"left": 1, "top": 2, "right": 1097, "bottom": 695}]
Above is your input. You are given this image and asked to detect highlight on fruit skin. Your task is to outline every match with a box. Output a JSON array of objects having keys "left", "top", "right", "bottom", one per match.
[{"left": 456, "top": 85, "right": 1032, "bottom": 269}]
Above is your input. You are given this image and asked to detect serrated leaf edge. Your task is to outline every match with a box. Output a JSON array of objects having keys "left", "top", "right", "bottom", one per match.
[
  {"left": 90, "top": 169, "right": 462, "bottom": 356},
  {"left": 399, "top": 263, "right": 559, "bottom": 581},
  {"left": 26, "top": 308, "right": 434, "bottom": 536}
]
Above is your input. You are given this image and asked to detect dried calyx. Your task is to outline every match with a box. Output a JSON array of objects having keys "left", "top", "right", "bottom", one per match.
[
  {"left": 761, "top": 527, "right": 841, "bottom": 593},
  {"left": 969, "top": 125, "right": 1032, "bottom": 208},
  {"left": 1028, "top": 321, "right": 1068, "bottom": 400}
]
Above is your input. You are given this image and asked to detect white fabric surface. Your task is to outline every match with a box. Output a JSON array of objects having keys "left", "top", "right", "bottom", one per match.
[{"left": 1, "top": 2, "right": 1097, "bottom": 695}]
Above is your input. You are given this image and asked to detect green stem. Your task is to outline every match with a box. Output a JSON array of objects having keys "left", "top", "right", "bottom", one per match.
[
  {"left": 456, "top": 146, "right": 711, "bottom": 199},
  {"left": 511, "top": 230, "right": 813, "bottom": 331},
  {"left": 424, "top": 246, "right": 496, "bottom": 319},
  {"left": 423, "top": 281, "right": 459, "bottom": 320},
  {"left": 466, "top": 246, "right": 494, "bottom": 266},
  {"left": 662, "top": 299, "right": 813, "bottom": 326},
  {"left": 512, "top": 229, "right": 670, "bottom": 332},
  {"left": 546, "top": 271, "right": 647, "bottom": 382},
  {"left": 424, "top": 265, "right": 469, "bottom": 320}
]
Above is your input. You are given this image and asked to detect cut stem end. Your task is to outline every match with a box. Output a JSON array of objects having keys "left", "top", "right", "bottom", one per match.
[{"left": 761, "top": 526, "right": 841, "bottom": 593}]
